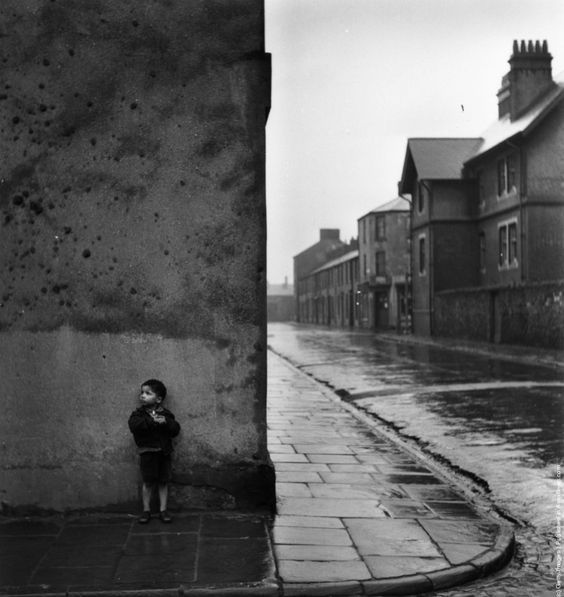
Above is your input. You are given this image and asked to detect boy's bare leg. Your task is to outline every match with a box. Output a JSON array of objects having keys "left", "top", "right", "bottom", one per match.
[
  {"left": 158, "top": 483, "right": 168, "bottom": 511},
  {"left": 142, "top": 483, "right": 152, "bottom": 512},
  {"left": 158, "top": 484, "right": 172, "bottom": 522}
]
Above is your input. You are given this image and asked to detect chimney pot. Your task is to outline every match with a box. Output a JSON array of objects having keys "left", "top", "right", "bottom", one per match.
[{"left": 498, "top": 39, "right": 554, "bottom": 121}]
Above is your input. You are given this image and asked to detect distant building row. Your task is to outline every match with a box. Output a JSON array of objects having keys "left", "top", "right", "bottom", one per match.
[{"left": 293, "top": 40, "right": 564, "bottom": 349}]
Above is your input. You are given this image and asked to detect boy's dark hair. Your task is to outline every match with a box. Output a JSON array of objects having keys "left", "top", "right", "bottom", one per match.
[{"left": 142, "top": 379, "right": 167, "bottom": 400}]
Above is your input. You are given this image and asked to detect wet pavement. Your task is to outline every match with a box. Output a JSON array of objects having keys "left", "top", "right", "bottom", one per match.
[
  {"left": 0, "top": 512, "right": 276, "bottom": 595},
  {"left": 267, "top": 352, "right": 513, "bottom": 595},
  {"left": 0, "top": 346, "right": 516, "bottom": 597},
  {"left": 267, "top": 323, "right": 563, "bottom": 596},
  {"left": 266, "top": 323, "right": 564, "bottom": 533}
]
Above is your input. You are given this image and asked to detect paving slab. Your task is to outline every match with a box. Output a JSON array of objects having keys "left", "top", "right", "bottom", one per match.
[
  {"left": 275, "top": 545, "right": 360, "bottom": 561},
  {"left": 273, "top": 526, "right": 353, "bottom": 546},
  {"left": 363, "top": 555, "right": 451, "bottom": 577},
  {"left": 344, "top": 519, "right": 443, "bottom": 557},
  {"left": 278, "top": 560, "right": 372, "bottom": 583},
  {"left": 274, "top": 516, "right": 344, "bottom": 529},
  {"left": 277, "top": 497, "right": 387, "bottom": 518}
]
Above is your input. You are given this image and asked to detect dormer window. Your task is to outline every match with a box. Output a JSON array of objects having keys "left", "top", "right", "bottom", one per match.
[{"left": 497, "top": 154, "right": 516, "bottom": 197}]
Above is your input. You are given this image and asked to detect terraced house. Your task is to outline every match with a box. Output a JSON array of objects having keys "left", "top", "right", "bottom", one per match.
[
  {"left": 294, "top": 230, "right": 359, "bottom": 326},
  {"left": 356, "top": 197, "right": 411, "bottom": 331}
]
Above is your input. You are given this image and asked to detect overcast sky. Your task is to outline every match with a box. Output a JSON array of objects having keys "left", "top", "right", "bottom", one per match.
[{"left": 265, "top": 0, "right": 564, "bottom": 284}]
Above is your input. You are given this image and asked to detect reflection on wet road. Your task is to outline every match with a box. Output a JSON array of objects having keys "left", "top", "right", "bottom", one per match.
[{"left": 268, "top": 324, "right": 563, "bottom": 536}]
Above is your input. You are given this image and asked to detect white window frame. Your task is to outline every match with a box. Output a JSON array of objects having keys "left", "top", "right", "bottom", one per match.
[
  {"left": 497, "top": 218, "right": 519, "bottom": 270},
  {"left": 497, "top": 154, "right": 517, "bottom": 199}
]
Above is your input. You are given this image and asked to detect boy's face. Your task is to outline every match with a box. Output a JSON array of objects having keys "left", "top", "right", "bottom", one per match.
[{"left": 140, "top": 385, "right": 162, "bottom": 408}]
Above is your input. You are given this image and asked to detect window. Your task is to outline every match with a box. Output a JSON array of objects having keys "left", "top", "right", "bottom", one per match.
[
  {"left": 508, "top": 223, "right": 517, "bottom": 263},
  {"left": 479, "top": 232, "right": 486, "bottom": 271},
  {"left": 498, "top": 226, "right": 507, "bottom": 266},
  {"left": 497, "top": 154, "right": 516, "bottom": 196},
  {"left": 376, "top": 215, "right": 385, "bottom": 240},
  {"left": 363, "top": 254, "right": 367, "bottom": 276},
  {"left": 375, "top": 251, "right": 386, "bottom": 276},
  {"left": 418, "top": 235, "right": 426, "bottom": 275},
  {"left": 477, "top": 170, "right": 485, "bottom": 207},
  {"left": 507, "top": 155, "right": 516, "bottom": 190},
  {"left": 498, "top": 220, "right": 518, "bottom": 268},
  {"left": 418, "top": 182, "right": 425, "bottom": 212},
  {"left": 362, "top": 219, "right": 366, "bottom": 243}
]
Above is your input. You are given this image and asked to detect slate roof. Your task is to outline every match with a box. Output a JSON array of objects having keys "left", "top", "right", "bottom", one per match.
[
  {"left": 310, "top": 249, "right": 359, "bottom": 275},
  {"left": 398, "top": 138, "right": 481, "bottom": 193},
  {"left": 465, "top": 73, "right": 564, "bottom": 163},
  {"left": 293, "top": 238, "right": 344, "bottom": 260},
  {"left": 358, "top": 196, "right": 410, "bottom": 220},
  {"left": 373, "top": 196, "right": 410, "bottom": 213},
  {"left": 409, "top": 138, "right": 481, "bottom": 178},
  {"left": 399, "top": 73, "right": 564, "bottom": 193}
]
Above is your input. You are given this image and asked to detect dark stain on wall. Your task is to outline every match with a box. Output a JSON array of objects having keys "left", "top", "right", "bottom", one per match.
[{"left": 0, "top": 0, "right": 267, "bottom": 343}]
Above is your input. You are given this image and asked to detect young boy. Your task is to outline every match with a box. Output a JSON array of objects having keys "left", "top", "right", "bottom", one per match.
[{"left": 128, "top": 379, "right": 181, "bottom": 524}]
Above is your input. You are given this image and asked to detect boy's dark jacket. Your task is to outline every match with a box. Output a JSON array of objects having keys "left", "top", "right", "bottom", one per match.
[{"left": 128, "top": 406, "right": 181, "bottom": 455}]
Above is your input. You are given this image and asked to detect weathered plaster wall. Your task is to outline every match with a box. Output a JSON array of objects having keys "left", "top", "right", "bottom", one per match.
[{"left": 0, "top": 0, "right": 273, "bottom": 512}]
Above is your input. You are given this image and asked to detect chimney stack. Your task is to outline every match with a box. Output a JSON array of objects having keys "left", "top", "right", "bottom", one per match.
[
  {"left": 320, "top": 229, "right": 340, "bottom": 241},
  {"left": 497, "top": 39, "right": 554, "bottom": 121}
]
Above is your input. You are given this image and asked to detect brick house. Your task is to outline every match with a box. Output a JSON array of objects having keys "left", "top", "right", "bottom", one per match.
[
  {"left": 399, "top": 138, "right": 481, "bottom": 335},
  {"left": 305, "top": 249, "right": 360, "bottom": 326},
  {"left": 294, "top": 229, "right": 346, "bottom": 322},
  {"left": 399, "top": 40, "right": 564, "bottom": 347},
  {"left": 464, "top": 40, "right": 564, "bottom": 287},
  {"left": 357, "top": 196, "right": 411, "bottom": 331}
]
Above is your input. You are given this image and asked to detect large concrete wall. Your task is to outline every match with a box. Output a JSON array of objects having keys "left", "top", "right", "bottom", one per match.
[{"left": 0, "top": 0, "right": 273, "bottom": 512}]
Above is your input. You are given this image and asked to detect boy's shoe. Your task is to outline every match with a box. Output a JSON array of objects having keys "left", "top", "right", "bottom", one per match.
[
  {"left": 138, "top": 511, "right": 151, "bottom": 524},
  {"left": 159, "top": 510, "right": 173, "bottom": 523}
]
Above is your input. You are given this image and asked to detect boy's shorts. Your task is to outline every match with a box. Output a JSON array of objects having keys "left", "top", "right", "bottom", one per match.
[{"left": 139, "top": 451, "right": 172, "bottom": 484}]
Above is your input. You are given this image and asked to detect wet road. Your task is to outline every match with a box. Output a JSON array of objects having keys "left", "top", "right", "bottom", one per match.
[{"left": 267, "top": 323, "right": 563, "bottom": 596}]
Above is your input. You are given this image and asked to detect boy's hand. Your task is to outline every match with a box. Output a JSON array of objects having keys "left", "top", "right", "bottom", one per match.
[{"left": 153, "top": 414, "right": 166, "bottom": 424}]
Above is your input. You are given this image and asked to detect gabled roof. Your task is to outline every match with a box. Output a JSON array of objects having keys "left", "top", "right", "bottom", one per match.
[
  {"left": 360, "top": 196, "right": 410, "bottom": 219},
  {"left": 399, "top": 138, "right": 481, "bottom": 193},
  {"left": 311, "top": 250, "right": 359, "bottom": 275},
  {"left": 375, "top": 195, "right": 410, "bottom": 212},
  {"left": 465, "top": 74, "right": 564, "bottom": 163}
]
